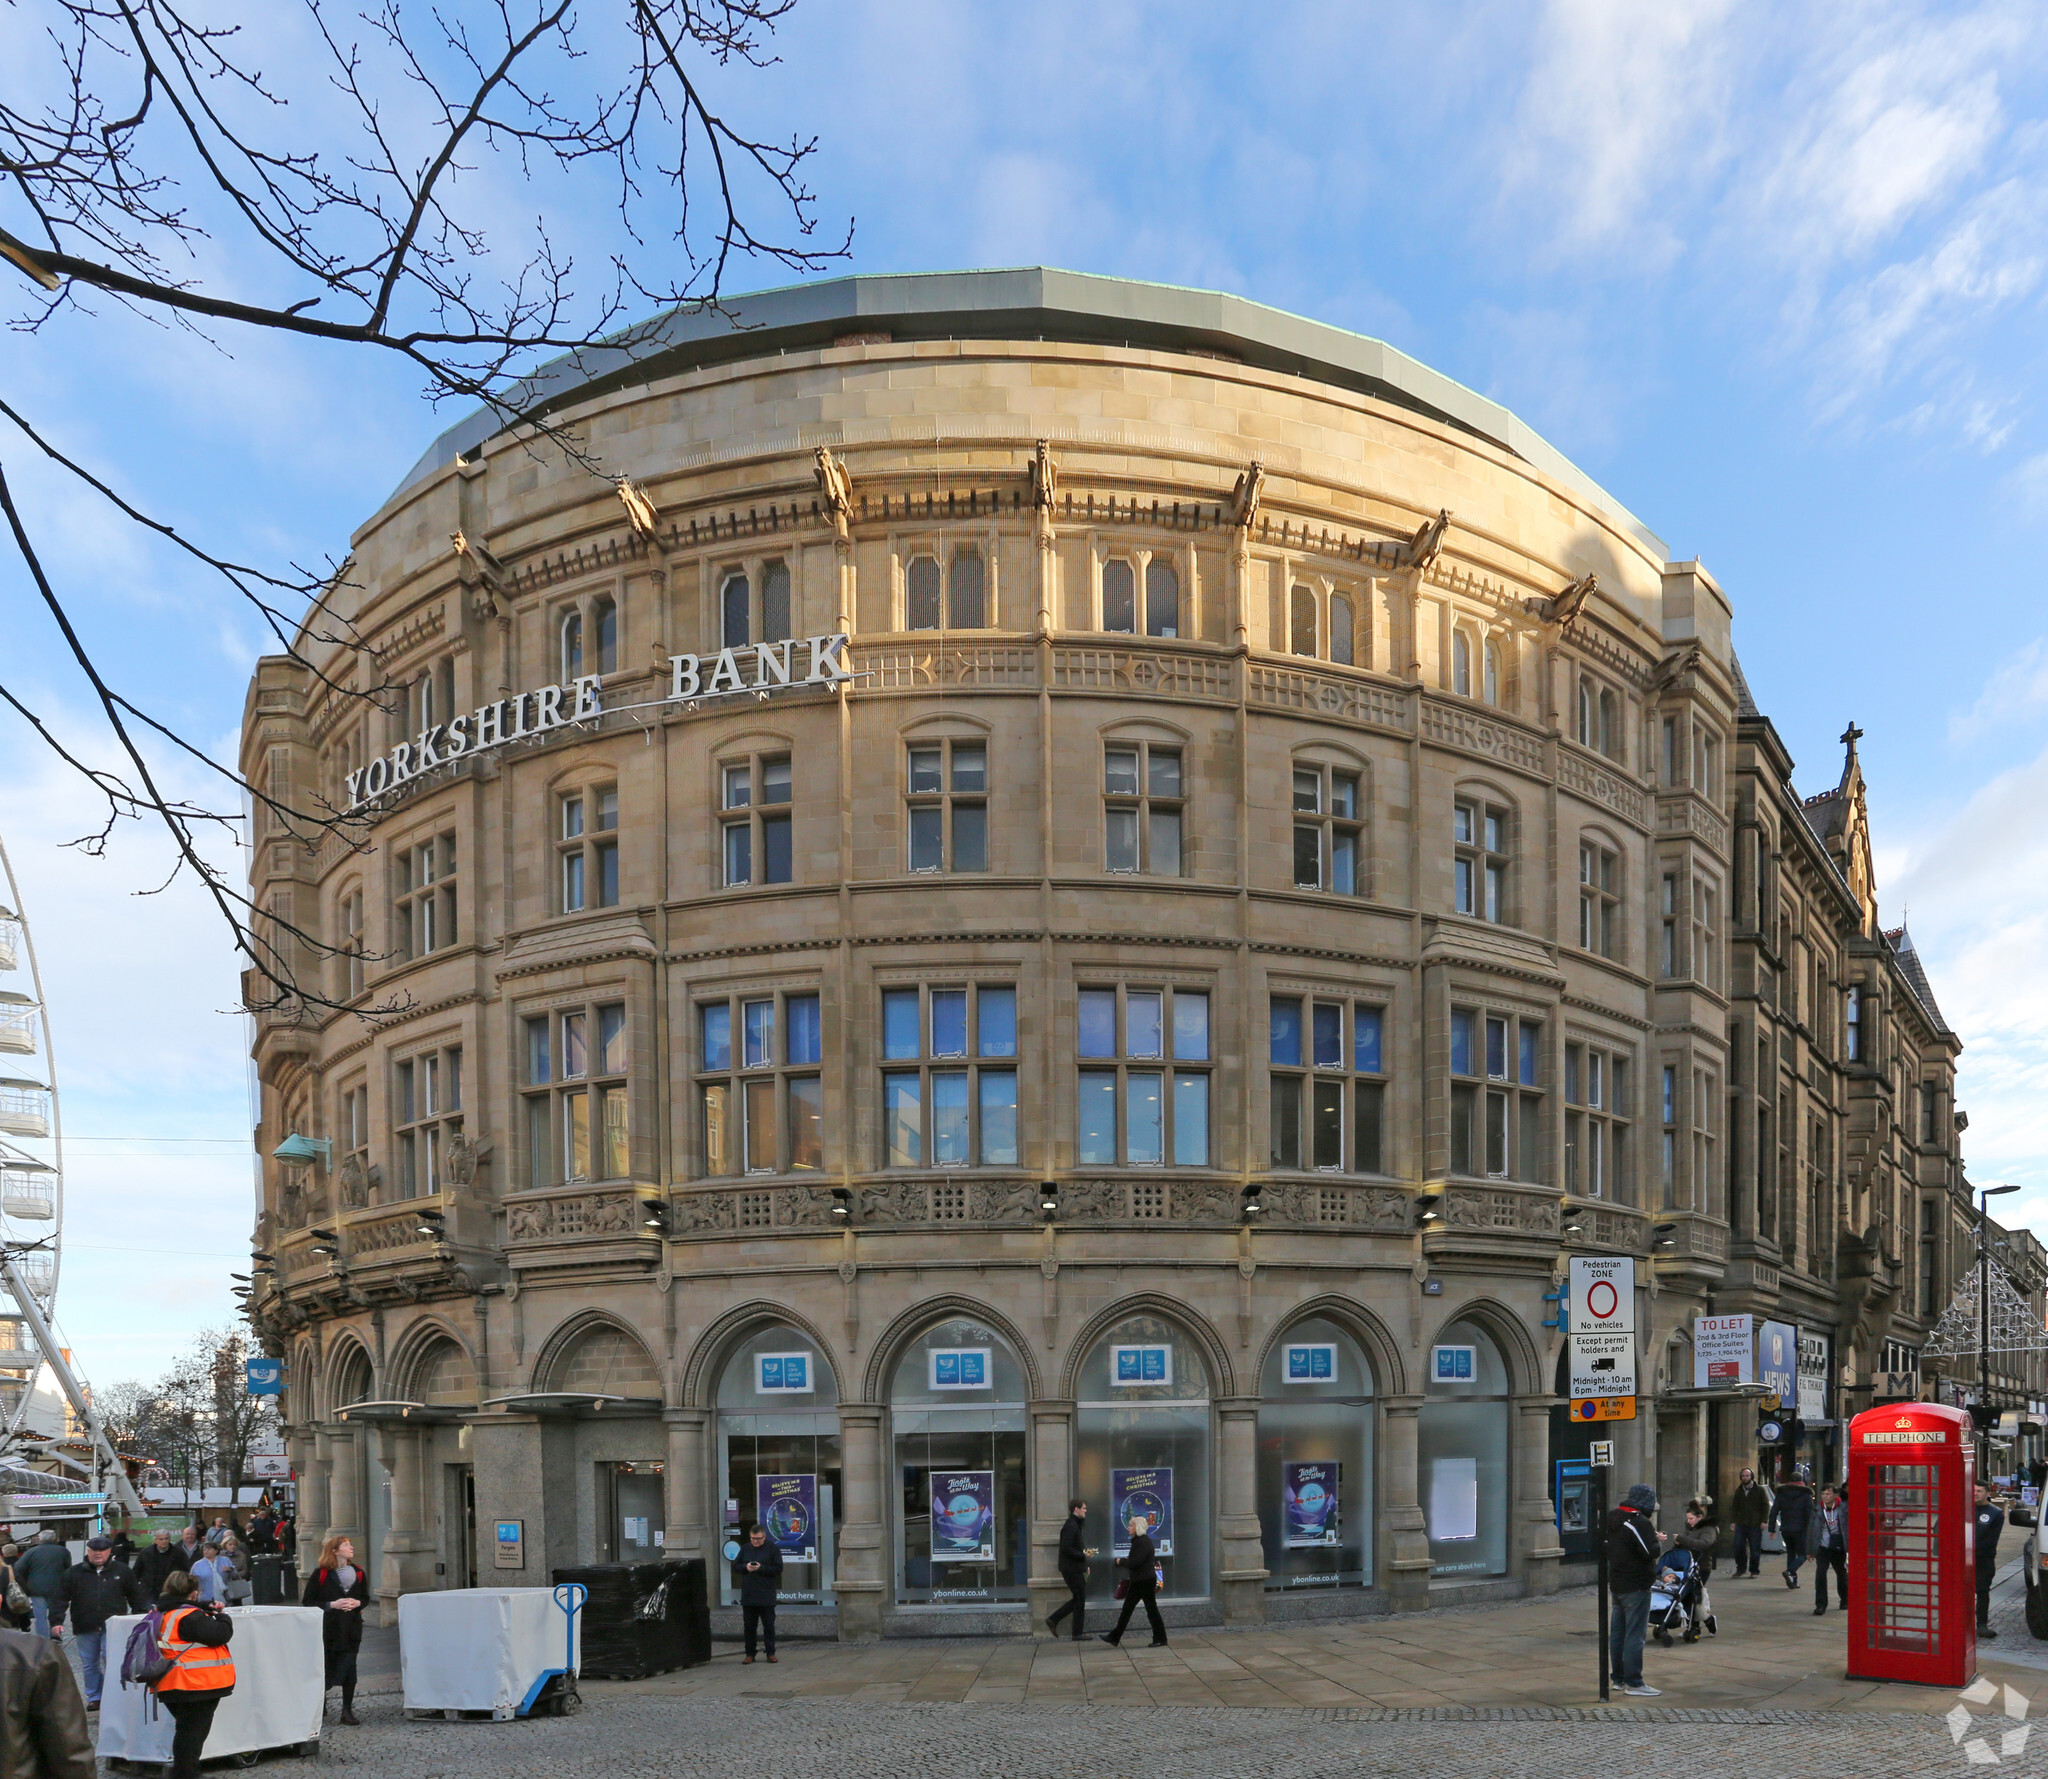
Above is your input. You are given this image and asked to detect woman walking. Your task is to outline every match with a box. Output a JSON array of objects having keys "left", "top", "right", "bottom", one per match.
[
  {"left": 1097, "top": 1512, "right": 1167, "bottom": 1649},
  {"left": 301, "top": 1534, "right": 370, "bottom": 1724},
  {"left": 152, "top": 1568, "right": 235, "bottom": 1779}
]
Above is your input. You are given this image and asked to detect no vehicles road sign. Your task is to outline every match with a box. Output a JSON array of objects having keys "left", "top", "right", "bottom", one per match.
[{"left": 1568, "top": 1256, "right": 1635, "bottom": 1334}]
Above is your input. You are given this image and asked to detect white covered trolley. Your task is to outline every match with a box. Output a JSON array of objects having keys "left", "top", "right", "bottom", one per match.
[{"left": 399, "top": 1584, "right": 585, "bottom": 1720}]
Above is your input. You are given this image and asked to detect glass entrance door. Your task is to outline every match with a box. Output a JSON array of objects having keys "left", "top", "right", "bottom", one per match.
[{"left": 601, "top": 1460, "right": 665, "bottom": 1562}]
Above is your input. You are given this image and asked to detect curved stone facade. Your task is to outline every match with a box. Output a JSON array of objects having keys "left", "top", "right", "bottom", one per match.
[{"left": 241, "top": 270, "right": 1975, "bottom": 1636}]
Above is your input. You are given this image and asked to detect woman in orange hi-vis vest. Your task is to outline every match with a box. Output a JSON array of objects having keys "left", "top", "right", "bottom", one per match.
[{"left": 152, "top": 1568, "right": 236, "bottom": 1778}]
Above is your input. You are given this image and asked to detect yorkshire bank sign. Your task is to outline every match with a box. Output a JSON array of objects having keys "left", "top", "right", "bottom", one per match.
[{"left": 344, "top": 633, "right": 854, "bottom": 811}]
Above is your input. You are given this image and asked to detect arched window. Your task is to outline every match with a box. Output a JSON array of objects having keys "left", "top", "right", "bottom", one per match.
[
  {"left": 1145, "top": 560, "right": 1180, "bottom": 637},
  {"left": 904, "top": 556, "right": 941, "bottom": 630},
  {"left": 1483, "top": 639, "right": 1500, "bottom": 706},
  {"left": 890, "top": 1316, "right": 1028, "bottom": 1607},
  {"left": 759, "top": 559, "right": 790, "bottom": 642},
  {"left": 948, "top": 550, "right": 985, "bottom": 628},
  {"left": 1452, "top": 631, "right": 1471, "bottom": 697},
  {"left": 1329, "top": 593, "right": 1354, "bottom": 666},
  {"left": 717, "top": 1325, "right": 841, "bottom": 1608},
  {"left": 1102, "top": 559, "right": 1137, "bottom": 633},
  {"left": 1418, "top": 1319, "right": 1510, "bottom": 1578},
  {"left": 560, "top": 608, "right": 583, "bottom": 681},
  {"left": 413, "top": 1337, "right": 478, "bottom": 1409},
  {"left": 592, "top": 596, "right": 618, "bottom": 675},
  {"left": 1290, "top": 585, "right": 1317, "bottom": 657},
  {"left": 1258, "top": 1317, "right": 1376, "bottom": 1590},
  {"left": 722, "top": 572, "right": 751, "bottom": 649},
  {"left": 1576, "top": 679, "right": 1594, "bottom": 747},
  {"left": 1074, "top": 1313, "right": 1213, "bottom": 1601}
]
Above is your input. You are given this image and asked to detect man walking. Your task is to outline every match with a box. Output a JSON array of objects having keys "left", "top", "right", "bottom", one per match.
[
  {"left": 1975, "top": 1480, "right": 2006, "bottom": 1639},
  {"left": 733, "top": 1524, "right": 783, "bottom": 1665},
  {"left": 1606, "top": 1483, "right": 1667, "bottom": 1698},
  {"left": 1729, "top": 1468, "right": 1771, "bottom": 1578},
  {"left": 0, "top": 1621, "right": 95, "bottom": 1777},
  {"left": 1045, "top": 1499, "right": 1095, "bottom": 1641},
  {"left": 1810, "top": 1483, "right": 1849, "bottom": 1614},
  {"left": 132, "top": 1528, "right": 188, "bottom": 1600},
  {"left": 1770, "top": 1467, "right": 1815, "bottom": 1589},
  {"left": 51, "top": 1535, "right": 144, "bottom": 1710},
  {"left": 15, "top": 1531, "right": 70, "bottom": 1639}
]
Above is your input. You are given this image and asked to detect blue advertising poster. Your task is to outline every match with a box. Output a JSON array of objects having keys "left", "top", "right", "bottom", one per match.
[
  {"left": 1757, "top": 1320, "right": 1797, "bottom": 1406},
  {"left": 245, "top": 1357, "right": 283, "bottom": 1396},
  {"left": 1111, "top": 1467, "right": 1174, "bottom": 1557},
  {"left": 1432, "top": 1345, "right": 1475, "bottom": 1383},
  {"left": 756, "top": 1352, "right": 811, "bottom": 1394},
  {"left": 928, "top": 1470, "right": 996, "bottom": 1560},
  {"left": 1283, "top": 1461, "right": 1341, "bottom": 1548},
  {"left": 929, "top": 1348, "right": 990, "bottom": 1391},
  {"left": 1284, "top": 1344, "right": 1336, "bottom": 1384},
  {"left": 757, "top": 1473, "right": 819, "bottom": 1562},
  {"left": 1111, "top": 1344, "right": 1172, "bottom": 1387}
]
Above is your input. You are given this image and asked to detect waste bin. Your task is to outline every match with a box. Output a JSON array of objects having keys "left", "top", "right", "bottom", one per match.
[
  {"left": 249, "top": 1553, "right": 298, "bottom": 1604},
  {"left": 550, "top": 1559, "right": 709, "bottom": 1679}
]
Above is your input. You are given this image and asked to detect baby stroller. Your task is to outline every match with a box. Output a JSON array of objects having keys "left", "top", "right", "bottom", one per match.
[{"left": 1649, "top": 1549, "right": 1718, "bottom": 1645}]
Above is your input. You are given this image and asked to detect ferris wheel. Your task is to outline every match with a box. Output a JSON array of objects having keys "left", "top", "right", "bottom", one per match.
[{"left": 0, "top": 829, "right": 62, "bottom": 1437}]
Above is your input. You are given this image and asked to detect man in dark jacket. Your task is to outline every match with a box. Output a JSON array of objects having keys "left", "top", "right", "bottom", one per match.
[
  {"left": 1975, "top": 1481, "right": 2006, "bottom": 1638},
  {"left": 1098, "top": 1513, "right": 1167, "bottom": 1649},
  {"left": 0, "top": 1625, "right": 94, "bottom": 1778},
  {"left": 733, "top": 1525, "right": 784, "bottom": 1664},
  {"left": 51, "top": 1536, "right": 145, "bottom": 1707},
  {"left": 1045, "top": 1499, "right": 1096, "bottom": 1641},
  {"left": 1728, "top": 1469, "right": 1771, "bottom": 1577},
  {"left": 132, "top": 1529, "right": 190, "bottom": 1600},
  {"left": 248, "top": 1509, "right": 278, "bottom": 1557},
  {"left": 14, "top": 1533, "right": 69, "bottom": 1639},
  {"left": 1606, "top": 1483, "right": 1667, "bottom": 1697},
  {"left": 1770, "top": 1470, "right": 1815, "bottom": 1589},
  {"left": 1810, "top": 1483, "right": 1849, "bottom": 1614}
]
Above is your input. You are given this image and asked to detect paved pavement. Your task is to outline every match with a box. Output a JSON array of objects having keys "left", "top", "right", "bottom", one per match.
[
  {"left": 262, "top": 1697, "right": 2011, "bottom": 1778},
  {"left": 69, "top": 1558, "right": 2048, "bottom": 1774}
]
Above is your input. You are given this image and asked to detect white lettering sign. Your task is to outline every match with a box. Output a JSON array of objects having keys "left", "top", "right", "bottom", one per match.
[
  {"left": 347, "top": 635, "right": 854, "bottom": 811},
  {"left": 1568, "top": 1255, "right": 1635, "bottom": 1401},
  {"left": 1693, "top": 1315, "right": 1754, "bottom": 1390}
]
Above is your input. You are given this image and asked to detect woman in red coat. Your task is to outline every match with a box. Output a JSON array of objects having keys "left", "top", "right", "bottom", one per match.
[{"left": 300, "top": 1534, "right": 370, "bottom": 1724}]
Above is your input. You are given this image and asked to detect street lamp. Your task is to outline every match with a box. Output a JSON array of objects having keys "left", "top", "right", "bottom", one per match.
[{"left": 1978, "top": 1183, "right": 2022, "bottom": 1477}]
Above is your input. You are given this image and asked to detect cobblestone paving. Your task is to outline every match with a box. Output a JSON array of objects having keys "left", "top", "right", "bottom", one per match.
[{"left": 289, "top": 1696, "right": 1986, "bottom": 1778}]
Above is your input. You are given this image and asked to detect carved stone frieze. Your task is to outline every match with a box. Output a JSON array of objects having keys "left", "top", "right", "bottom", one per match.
[
  {"left": 349, "top": 1214, "right": 426, "bottom": 1256},
  {"left": 1053, "top": 648, "right": 1236, "bottom": 704},
  {"left": 1247, "top": 665, "right": 1410, "bottom": 735},
  {"left": 1439, "top": 1184, "right": 1562, "bottom": 1237},
  {"left": 1558, "top": 748, "right": 1649, "bottom": 829},
  {"left": 505, "top": 1190, "right": 637, "bottom": 1244},
  {"left": 1420, "top": 700, "right": 1547, "bottom": 775}
]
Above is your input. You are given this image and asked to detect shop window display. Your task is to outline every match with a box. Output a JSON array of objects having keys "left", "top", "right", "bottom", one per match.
[
  {"left": 716, "top": 1325, "right": 841, "bottom": 1607},
  {"left": 1256, "top": 1317, "right": 1374, "bottom": 1590},
  {"left": 1074, "top": 1314, "right": 1212, "bottom": 1601},
  {"left": 1416, "top": 1318, "right": 1510, "bottom": 1578},
  {"left": 890, "top": 1317, "right": 1029, "bottom": 1607}
]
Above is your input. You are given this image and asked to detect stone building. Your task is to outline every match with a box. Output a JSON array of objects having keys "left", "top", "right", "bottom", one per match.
[{"left": 240, "top": 269, "right": 2015, "bottom": 1633}]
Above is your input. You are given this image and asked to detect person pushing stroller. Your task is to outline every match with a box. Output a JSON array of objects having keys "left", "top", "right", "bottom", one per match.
[{"left": 1650, "top": 1497, "right": 1721, "bottom": 1646}]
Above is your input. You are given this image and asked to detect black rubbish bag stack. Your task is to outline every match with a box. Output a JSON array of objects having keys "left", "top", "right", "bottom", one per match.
[
  {"left": 249, "top": 1554, "right": 298, "bottom": 1605},
  {"left": 551, "top": 1559, "right": 711, "bottom": 1679}
]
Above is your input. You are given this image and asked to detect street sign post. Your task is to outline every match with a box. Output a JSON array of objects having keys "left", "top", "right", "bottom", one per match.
[{"left": 245, "top": 1358, "right": 283, "bottom": 1397}]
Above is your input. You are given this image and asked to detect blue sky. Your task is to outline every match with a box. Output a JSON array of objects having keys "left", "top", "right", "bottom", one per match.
[{"left": 6, "top": 0, "right": 2048, "bottom": 1387}]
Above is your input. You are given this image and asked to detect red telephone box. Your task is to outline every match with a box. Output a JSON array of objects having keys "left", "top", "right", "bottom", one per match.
[{"left": 1847, "top": 1401, "right": 1975, "bottom": 1688}]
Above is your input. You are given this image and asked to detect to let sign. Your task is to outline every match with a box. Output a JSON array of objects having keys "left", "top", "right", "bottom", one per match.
[{"left": 1693, "top": 1315, "right": 1754, "bottom": 1389}]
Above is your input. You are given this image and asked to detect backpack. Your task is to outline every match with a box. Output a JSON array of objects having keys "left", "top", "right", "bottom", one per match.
[{"left": 120, "top": 1608, "right": 175, "bottom": 1690}]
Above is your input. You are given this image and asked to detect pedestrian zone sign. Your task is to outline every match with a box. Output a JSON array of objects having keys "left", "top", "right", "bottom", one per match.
[{"left": 1567, "top": 1255, "right": 1635, "bottom": 1401}]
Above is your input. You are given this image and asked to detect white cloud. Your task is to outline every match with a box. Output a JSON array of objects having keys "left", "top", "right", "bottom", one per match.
[{"left": 1948, "top": 637, "right": 2048, "bottom": 744}]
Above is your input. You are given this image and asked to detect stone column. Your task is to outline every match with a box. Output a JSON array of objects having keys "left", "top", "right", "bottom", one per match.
[
  {"left": 664, "top": 1407, "right": 710, "bottom": 1578},
  {"left": 288, "top": 1429, "right": 321, "bottom": 1569},
  {"left": 834, "top": 1404, "right": 886, "bottom": 1641},
  {"left": 1215, "top": 1396, "right": 1268, "bottom": 1624},
  {"left": 1514, "top": 1394, "right": 1564, "bottom": 1595},
  {"left": 1380, "top": 1395, "right": 1431, "bottom": 1610},
  {"left": 1026, "top": 1399, "right": 1074, "bottom": 1636},
  {"left": 373, "top": 1424, "right": 433, "bottom": 1621},
  {"left": 325, "top": 1424, "right": 362, "bottom": 1577}
]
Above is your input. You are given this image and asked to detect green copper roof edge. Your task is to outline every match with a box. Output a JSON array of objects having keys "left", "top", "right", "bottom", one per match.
[{"left": 393, "top": 266, "right": 1666, "bottom": 559}]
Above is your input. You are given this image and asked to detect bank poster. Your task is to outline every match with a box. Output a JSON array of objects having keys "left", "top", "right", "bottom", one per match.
[
  {"left": 929, "top": 1470, "right": 996, "bottom": 1561},
  {"left": 757, "top": 1473, "right": 819, "bottom": 1562},
  {"left": 1283, "top": 1461, "right": 1341, "bottom": 1548},
  {"left": 1111, "top": 1467, "right": 1175, "bottom": 1557}
]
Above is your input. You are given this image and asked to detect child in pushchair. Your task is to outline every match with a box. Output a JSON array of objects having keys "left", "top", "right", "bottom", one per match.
[{"left": 1650, "top": 1497, "right": 1721, "bottom": 1645}]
